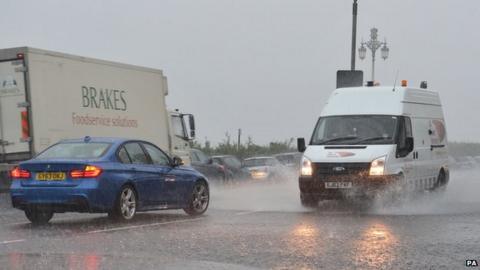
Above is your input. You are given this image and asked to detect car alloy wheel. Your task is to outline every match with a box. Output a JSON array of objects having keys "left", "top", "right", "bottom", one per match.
[
  {"left": 109, "top": 185, "right": 137, "bottom": 221},
  {"left": 184, "top": 181, "right": 209, "bottom": 216},
  {"left": 119, "top": 186, "right": 137, "bottom": 220}
]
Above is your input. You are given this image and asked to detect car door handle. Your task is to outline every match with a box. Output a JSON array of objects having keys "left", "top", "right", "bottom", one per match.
[
  {"left": 165, "top": 175, "right": 176, "bottom": 182},
  {"left": 130, "top": 167, "right": 137, "bottom": 171}
]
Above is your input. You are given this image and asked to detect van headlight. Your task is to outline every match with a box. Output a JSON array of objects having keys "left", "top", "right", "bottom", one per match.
[
  {"left": 301, "top": 156, "right": 313, "bottom": 176},
  {"left": 369, "top": 156, "right": 386, "bottom": 176}
]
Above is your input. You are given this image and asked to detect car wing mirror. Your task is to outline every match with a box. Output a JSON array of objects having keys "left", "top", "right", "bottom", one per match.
[{"left": 172, "top": 156, "right": 184, "bottom": 167}]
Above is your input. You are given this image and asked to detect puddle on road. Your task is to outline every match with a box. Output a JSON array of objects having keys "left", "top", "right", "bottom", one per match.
[{"left": 210, "top": 169, "right": 480, "bottom": 215}]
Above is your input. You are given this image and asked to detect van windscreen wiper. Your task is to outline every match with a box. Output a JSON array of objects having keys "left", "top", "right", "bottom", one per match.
[
  {"left": 314, "top": 136, "right": 359, "bottom": 145},
  {"left": 354, "top": 136, "right": 391, "bottom": 144}
]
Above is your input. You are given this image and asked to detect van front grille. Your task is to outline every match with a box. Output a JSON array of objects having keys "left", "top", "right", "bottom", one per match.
[{"left": 313, "top": 163, "right": 370, "bottom": 177}]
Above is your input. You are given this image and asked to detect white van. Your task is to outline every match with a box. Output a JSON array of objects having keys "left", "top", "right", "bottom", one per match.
[{"left": 297, "top": 83, "right": 449, "bottom": 206}]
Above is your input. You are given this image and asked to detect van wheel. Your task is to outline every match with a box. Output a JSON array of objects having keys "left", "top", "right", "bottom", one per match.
[
  {"left": 184, "top": 181, "right": 209, "bottom": 216},
  {"left": 25, "top": 208, "right": 53, "bottom": 225},
  {"left": 109, "top": 185, "right": 137, "bottom": 221},
  {"left": 433, "top": 170, "right": 447, "bottom": 192},
  {"left": 300, "top": 192, "right": 319, "bottom": 208}
]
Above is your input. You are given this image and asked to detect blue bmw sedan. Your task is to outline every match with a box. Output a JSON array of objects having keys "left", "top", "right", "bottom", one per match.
[{"left": 9, "top": 137, "right": 210, "bottom": 224}]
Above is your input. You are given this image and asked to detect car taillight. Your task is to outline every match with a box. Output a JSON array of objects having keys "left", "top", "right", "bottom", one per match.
[
  {"left": 10, "top": 167, "right": 31, "bottom": 179},
  {"left": 70, "top": 165, "right": 102, "bottom": 178}
]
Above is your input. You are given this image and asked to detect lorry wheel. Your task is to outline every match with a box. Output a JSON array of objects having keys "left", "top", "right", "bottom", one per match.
[
  {"left": 184, "top": 181, "right": 209, "bottom": 216},
  {"left": 300, "top": 192, "right": 319, "bottom": 208},
  {"left": 25, "top": 208, "right": 53, "bottom": 225},
  {"left": 109, "top": 185, "right": 137, "bottom": 221}
]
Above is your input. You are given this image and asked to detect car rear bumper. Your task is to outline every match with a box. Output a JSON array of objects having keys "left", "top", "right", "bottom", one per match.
[
  {"left": 10, "top": 187, "right": 112, "bottom": 213},
  {"left": 299, "top": 174, "right": 400, "bottom": 200}
]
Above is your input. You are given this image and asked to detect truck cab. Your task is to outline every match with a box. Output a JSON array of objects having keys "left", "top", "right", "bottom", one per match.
[
  {"left": 168, "top": 110, "right": 195, "bottom": 164},
  {"left": 297, "top": 84, "right": 449, "bottom": 206}
]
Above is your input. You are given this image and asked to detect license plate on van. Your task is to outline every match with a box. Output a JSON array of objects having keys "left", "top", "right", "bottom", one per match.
[
  {"left": 36, "top": 172, "right": 66, "bottom": 181},
  {"left": 325, "top": 182, "right": 352, "bottom": 189}
]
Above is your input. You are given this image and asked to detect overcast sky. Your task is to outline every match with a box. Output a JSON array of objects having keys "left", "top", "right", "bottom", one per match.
[{"left": 1, "top": 0, "right": 479, "bottom": 145}]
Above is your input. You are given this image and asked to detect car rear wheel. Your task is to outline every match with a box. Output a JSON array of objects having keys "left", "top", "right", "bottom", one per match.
[
  {"left": 184, "top": 181, "right": 209, "bottom": 216},
  {"left": 109, "top": 185, "right": 137, "bottom": 221},
  {"left": 300, "top": 192, "right": 319, "bottom": 208},
  {"left": 24, "top": 208, "right": 53, "bottom": 225}
]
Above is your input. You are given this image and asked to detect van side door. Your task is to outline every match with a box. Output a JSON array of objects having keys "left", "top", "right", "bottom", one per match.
[
  {"left": 428, "top": 119, "right": 448, "bottom": 184},
  {"left": 411, "top": 118, "right": 433, "bottom": 190},
  {"left": 396, "top": 117, "right": 416, "bottom": 189}
]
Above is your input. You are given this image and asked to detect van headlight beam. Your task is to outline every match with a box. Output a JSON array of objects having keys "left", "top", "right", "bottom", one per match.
[
  {"left": 369, "top": 156, "right": 386, "bottom": 176},
  {"left": 301, "top": 156, "right": 313, "bottom": 176}
]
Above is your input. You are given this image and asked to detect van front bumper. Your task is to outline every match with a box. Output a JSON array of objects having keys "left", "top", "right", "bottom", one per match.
[{"left": 299, "top": 174, "right": 401, "bottom": 200}]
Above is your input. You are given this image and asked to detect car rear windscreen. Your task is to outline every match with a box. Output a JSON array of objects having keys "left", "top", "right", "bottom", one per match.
[{"left": 35, "top": 142, "right": 111, "bottom": 159}]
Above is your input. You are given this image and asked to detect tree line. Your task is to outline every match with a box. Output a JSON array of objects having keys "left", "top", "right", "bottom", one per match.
[
  {"left": 192, "top": 134, "right": 480, "bottom": 159},
  {"left": 191, "top": 133, "right": 296, "bottom": 159},
  {"left": 448, "top": 142, "right": 480, "bottom": 158}
]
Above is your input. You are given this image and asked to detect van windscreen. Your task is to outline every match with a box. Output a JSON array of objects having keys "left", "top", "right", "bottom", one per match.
[{"left": 311, "top": 115, "right": 398, "bottom": 145}]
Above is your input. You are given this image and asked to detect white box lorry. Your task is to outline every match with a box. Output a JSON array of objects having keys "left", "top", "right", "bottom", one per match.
[
  {"left": 0, "top": 47, "right": 195, "bottom": 168},
  {"left": 297, "top": 82, "right": 449, "bottom": 206}
]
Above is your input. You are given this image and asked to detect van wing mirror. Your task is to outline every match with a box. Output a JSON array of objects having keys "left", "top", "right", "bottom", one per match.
[
  {"left": 405, "top": 137, "right": 414, "bottom": 153},
  {"left": 297, "top": 138, "right": 306, "bottom": 153}
]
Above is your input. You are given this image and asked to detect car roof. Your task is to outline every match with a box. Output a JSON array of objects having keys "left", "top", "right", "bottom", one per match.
[
  {"left": 212, "top": 155, "right": 235, "bottom": 158},
  {"left": 273, "top": 152, "right": 301, "bottom": 157},
  {"left": 244, "top": 156, "right": 274, "bottom": 160},
  {"left": 59, "top": 137, "right": 132, "bottom": 144}
]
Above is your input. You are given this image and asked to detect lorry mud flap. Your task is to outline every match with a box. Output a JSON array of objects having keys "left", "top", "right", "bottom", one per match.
[{"left": 0, "top": 164, "right": 13, "bottom": 193}]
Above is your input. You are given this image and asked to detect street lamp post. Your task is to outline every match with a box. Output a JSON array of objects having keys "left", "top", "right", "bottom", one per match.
[
  {"left": 358, "top": 28, "right": 389, "bottom": 81},
  {"left": 350, "top": 0, "right": 358, "bottom": 71}
]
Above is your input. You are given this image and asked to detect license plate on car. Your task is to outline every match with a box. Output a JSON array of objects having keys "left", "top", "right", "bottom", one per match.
[
  {"left": 325, "top": 182, "right": 352, "bottom": 189},
  {"left": 36, "top": 172, "right": 66, "bottom": 181}
]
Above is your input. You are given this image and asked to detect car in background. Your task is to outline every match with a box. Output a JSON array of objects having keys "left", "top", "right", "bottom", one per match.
[
  {"left": 243, "top": 156, "right": 286, "bottom": 181},
  {"left": 10, "top": 137, "right": 210, "bottom": 225},
  {"left": 190, "top": 149, "right": 226, "bottom": 182},
  {"left": 212, "top": 155, "right": 251, "bottom": 181},
  {"left": 274, "top": 152, "right": 302, "bottom": 169}
]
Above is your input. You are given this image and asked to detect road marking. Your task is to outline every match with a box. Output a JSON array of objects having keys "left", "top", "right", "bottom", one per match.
[
  {"left": 235, "top": 210, "right": 260, "bottom": 216},
  {"left": 87, "top": 218, "right": 203, "bottom": 234},
  {"left": 0, "top": 239, "right": 26, "bottom": 245}
]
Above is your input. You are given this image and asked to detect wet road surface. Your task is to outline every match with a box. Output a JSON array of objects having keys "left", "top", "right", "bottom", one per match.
[{"left": 0, "top": 169, "right": 479, "bottom": 269}]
